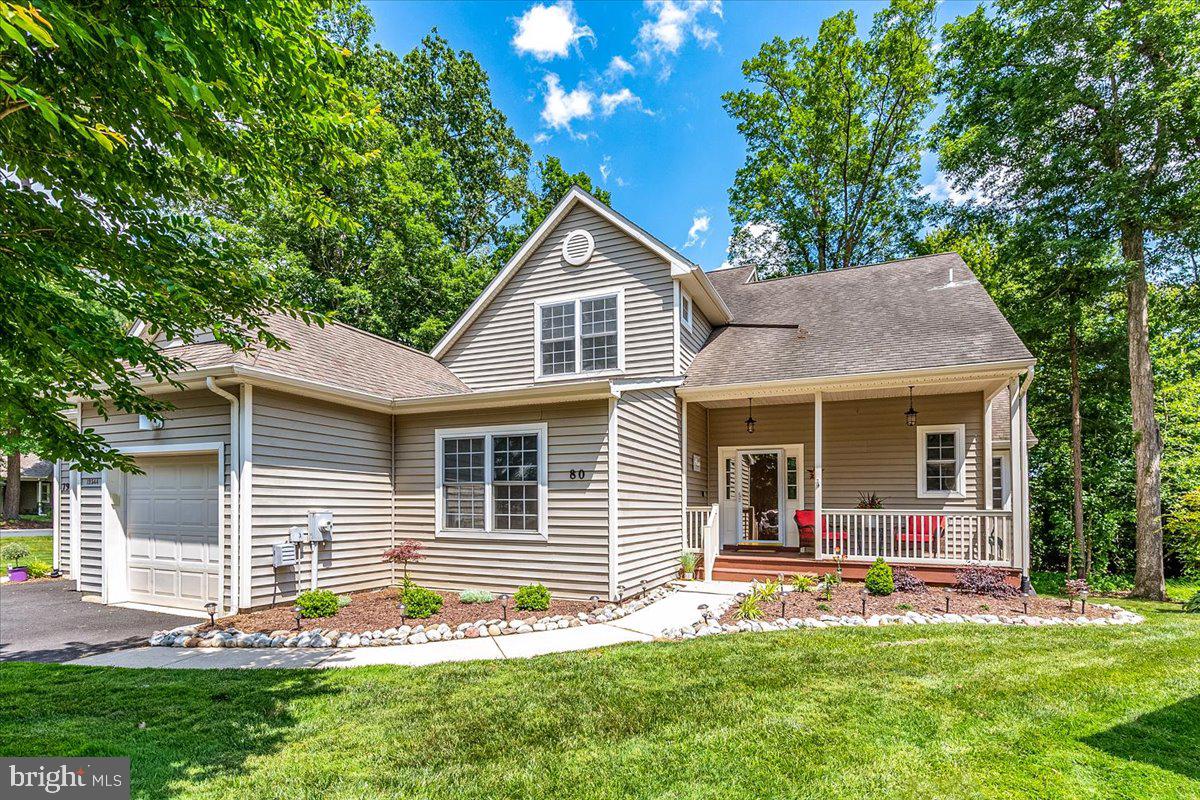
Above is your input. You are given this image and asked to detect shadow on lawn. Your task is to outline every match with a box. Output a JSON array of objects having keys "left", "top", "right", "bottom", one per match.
[
  {"left": 1083, "top": 694, "right": 1200, "bottom": 782},
  {"left": 0, "top": 663, "right": 342, "bottom": 798}
]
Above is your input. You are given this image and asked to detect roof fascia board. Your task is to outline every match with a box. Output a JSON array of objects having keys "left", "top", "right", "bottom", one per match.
[{"left": 677, "top": 359, "right": 1036, "bottom": 402}]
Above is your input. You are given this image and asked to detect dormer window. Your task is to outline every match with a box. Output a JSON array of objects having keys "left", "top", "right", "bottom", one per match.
[{"left": 535, "top": 289, "right": 624, "bottom": 379}]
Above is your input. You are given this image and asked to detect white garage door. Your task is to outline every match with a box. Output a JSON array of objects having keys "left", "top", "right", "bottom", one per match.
[{"left": 125, "top": 455, "right": 220, "bottom": 610}]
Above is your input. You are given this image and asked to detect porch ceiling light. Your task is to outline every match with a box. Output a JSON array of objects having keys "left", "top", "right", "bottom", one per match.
[
  {"left": 905, "top": 386, "right": 918, "bottom": 427},
  {"left": 745, "top": 397, "right": 756, "bottom": 434}
]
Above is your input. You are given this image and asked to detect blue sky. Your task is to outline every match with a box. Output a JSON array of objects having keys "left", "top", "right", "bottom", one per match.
[{"left": 367, "top": 1, "right": 972, "bottom": 269}]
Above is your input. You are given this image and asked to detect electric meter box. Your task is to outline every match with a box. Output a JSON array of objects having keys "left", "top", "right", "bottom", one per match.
[{"left": 308, "top": 510, "right": 334, "bottom": 542}]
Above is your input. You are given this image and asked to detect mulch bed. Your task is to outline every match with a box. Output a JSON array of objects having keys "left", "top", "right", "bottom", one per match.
[
  {"left": 718, "top": 581, "right": 1111, "bottom": 625},
  {"left": 215, "top": 587, "right": 599, "bottom": 634},
  {"left": 0, "top": 520, "right": 51, "bottom": 530}
]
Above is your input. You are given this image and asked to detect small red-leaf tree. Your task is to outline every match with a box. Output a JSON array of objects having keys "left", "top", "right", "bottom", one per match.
[{"left": 382, "top": 539, "right": 424, "bottom": 584}]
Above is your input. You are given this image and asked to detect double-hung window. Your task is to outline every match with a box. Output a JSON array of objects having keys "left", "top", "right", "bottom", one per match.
[
  {"left": 680, "top": 290, "right": 693, "bottom": 331},
  {"left": 916, "top": 424, "right": 966, "bottom": 498},
  {"left": 536, "top": 290, "right": 623, "bottom": 378},
  {"left": 437, "top": 424, "right": 548, "bottom": 537}
]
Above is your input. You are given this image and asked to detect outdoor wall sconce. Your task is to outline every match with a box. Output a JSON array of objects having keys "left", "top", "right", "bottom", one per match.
[
  {"left": 204, "top": 601, "right": 218, "bottom": 627},
  {"left": 905, "top": 386, "right": 918, "bottom": 427},
  {"left": 745, "top": 397, "right": 756, "bottom": 434}
]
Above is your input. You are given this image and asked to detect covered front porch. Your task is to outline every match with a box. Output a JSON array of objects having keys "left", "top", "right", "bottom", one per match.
[{"left": 679, "top": 365, "right": 1032, "bottom": 586}]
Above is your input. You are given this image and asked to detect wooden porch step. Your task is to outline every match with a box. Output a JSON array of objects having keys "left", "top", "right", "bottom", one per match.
[{"left": 710, "top": 554, "right": 1019, "bottom": 587}]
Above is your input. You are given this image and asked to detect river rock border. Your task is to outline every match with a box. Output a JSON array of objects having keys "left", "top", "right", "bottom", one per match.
[
  {"left": 661, "top": 601, "right": 1145, "bottom": 639},
  {"left": 149, "top": 586, "right": 677, "bottom": 649}
]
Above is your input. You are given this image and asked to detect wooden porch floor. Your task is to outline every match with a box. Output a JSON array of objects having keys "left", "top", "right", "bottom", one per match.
[{"left": 710, "top": 547, "right": 1020, "bottom": 587}]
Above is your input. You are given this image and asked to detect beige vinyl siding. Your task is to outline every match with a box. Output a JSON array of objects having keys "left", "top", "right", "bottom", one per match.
[
  {"left": 249, "top": 390, "right": 393, "bottom": 607},
  {"left": 442, "top": 204, "right": 676, "bottom": 389},
  {"left": 685, "top": 403, "right": 709, "bottom": 506},
  {"left": 617, "top": 387, "right": 682, "bottom": 591},
  {"left": 78, "top": 391, "right": 233, "bottom": 603},
  {"left": 679, "top": 301, "right": 713, "bottom": 372},
  {"left": 705, "top": 392, "right": 984, "bottom": 509},
  {"left": 394, "top": 400, "right": 610, "bottom": 599},
  {"left": 55, "top": 461, "right": 71, "bottom": 576}
]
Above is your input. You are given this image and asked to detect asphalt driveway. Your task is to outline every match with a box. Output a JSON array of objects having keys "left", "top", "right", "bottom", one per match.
[{"left": 0, "top": 579, "right": 193, "bottom": 663}]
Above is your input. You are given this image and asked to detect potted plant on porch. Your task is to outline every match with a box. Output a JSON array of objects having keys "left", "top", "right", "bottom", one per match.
[
  {"left": 2, "top": 542, "right": 31, "bottom": 582},
  {"left": 680, "top": 551, "right": 699, "bottom": 581}
]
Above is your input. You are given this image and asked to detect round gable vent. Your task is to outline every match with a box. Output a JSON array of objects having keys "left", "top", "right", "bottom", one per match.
[{"left": 561, "top": 229, "right": 595, "bottom": 266}]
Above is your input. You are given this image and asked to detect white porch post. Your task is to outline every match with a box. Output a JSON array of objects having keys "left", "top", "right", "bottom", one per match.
[
  {"left": 1008, "top": 377, "right": 1025, "bottom": 576},
  {"left": 1019, "top": 385, "right": 1032, "bottom": 582},
  {"left": 814, "top": 391, "right": 823, "bottom": 560}
]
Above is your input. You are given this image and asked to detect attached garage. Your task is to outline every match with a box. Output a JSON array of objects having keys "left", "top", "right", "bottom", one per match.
[{"left": 124, "top": 455, "right": 221, "bottom": 611}]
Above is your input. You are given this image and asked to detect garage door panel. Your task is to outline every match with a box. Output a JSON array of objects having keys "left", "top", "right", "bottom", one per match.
[{"left": 125, "top": 454, "right": 219, "bottom": 611}]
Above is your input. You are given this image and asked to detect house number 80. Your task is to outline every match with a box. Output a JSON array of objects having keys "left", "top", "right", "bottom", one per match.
[{"left": 569, "top": 469, "right": 587, "bottom": 480}]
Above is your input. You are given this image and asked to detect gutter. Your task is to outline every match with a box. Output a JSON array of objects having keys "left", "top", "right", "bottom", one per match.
[{"left": 205, "top": 377, "right": 240, "bottom": 614}]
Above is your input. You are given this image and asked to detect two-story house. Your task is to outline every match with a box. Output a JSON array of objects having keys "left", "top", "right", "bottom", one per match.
[{"left": 52, "top": 187, "right": 1036, "bottom": 615}]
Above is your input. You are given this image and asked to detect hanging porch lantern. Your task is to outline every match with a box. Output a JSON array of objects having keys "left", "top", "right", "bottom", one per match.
[
  {"left": 905, "top": 385, "right": 918, "bottom": 427},
  {"left": 745, "top": 397, "right": 756, "bottom": 434}
]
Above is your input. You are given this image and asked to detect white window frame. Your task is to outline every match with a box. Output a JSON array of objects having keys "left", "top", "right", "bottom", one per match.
[
  {"left": 916, "top": 424, "right": 967, "bottom": 499},
  {"left": 435, "top": 423, "right": 549, "bottom": 540},
  {"left": 533, "top": 288, "right": 625, "bottom": 382},
  {"left": 680, "top": 290, "right": 693, "bottom": 332},
  {"left": 992, "top": 449, "right": 1012, "bottom": 511}
]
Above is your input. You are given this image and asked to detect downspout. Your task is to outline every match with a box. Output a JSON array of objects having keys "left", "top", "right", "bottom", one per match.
[{"left": 206, "top": 378, "right": 240, "bottom": 614}]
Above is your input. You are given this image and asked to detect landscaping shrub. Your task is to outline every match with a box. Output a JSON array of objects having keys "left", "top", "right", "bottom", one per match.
[
  {"left": 336, "top": 594, "right": 352, "bottom": 608},
  {"left": 1183, "top": 593, "right": 1200, "bottom": 613},
  {"left": 679, "top": 551, "right": 699, "bottom": 575},
  {"left": 382, "top": 539, "right": 424, "bottom": 582},
  {"left": 459, "top": 589, "right": 494, "bottom": 604},
  {"left": 1065, "top": 578, "right": 1088, "bottom": 598},
  {"left": 864, "top": 557, "right": 894, "bottom": 596},
  {"left": 1087, "top": 573, "right": 1134, "bottom": 595},
  {"left": 295, "top": 589, "right": 340, "bottom": 618},
  {"left": 734, "top": 594, "right": 763, "bottom": 621},
  {"left": 752, "top": 578, "right": 781, "bottom": 602},
  {"left": 26, "top": 560, "right": 52, "bottom": 578},
  {"left": 514, "top": 582, "right": 551, "bottom": 611},
  {"left": 2, "top": 542, "right": 30, "bottom": 566},
  {"left": 791, "top": 573, "right": 816, "bottom": 593},
  {"left": 954, "top": 566, "right": 1018, "bottom": 597},
  {"left": 401, "top": 584, "right": 444, "bottom": 618},
  {"left": 892, "top": 568, "right": 927, "bottom": 593}
]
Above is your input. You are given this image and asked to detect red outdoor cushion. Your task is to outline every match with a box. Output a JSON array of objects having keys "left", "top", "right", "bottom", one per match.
[{"left": 901, "top": 515, "right": 946, "bottom": 542}]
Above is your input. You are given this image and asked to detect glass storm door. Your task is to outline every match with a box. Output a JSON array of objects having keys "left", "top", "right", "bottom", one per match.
[{"left": 736, "top": 450, "right": 784, "bottom": 544}]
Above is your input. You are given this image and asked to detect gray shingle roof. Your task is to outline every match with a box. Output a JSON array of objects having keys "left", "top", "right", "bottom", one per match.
[
  {"left": 0, "top": 454, "right": 52, "bottom": 480},
  {"left": 155, "top": 314, "right": 468, "bottom": 400},
  {"left": 686, "top": 253, "right": 1033, "bottom": 388}
]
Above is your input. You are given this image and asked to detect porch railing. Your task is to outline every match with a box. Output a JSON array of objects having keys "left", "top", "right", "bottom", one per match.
[
  {"left": 820, "top": 509, "right": 1015, "bottom": 567},
  {"left": 685, "top": 504, "right": 720, "bottom": 578}
]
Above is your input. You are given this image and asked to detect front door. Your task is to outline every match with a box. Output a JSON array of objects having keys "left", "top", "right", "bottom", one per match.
[{"left": 719, "top": 449, "right": 785, "bottom": 546}]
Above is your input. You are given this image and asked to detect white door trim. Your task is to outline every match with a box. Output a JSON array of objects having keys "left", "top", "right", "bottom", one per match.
[{"left": 101, "top": 442, "right": 225, "bottom": 609}]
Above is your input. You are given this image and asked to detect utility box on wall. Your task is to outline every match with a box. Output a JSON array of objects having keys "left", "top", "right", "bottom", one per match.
[
  {"left": 308, "top": 510, "right": 334, "bottom": 542},
  {"left": 272, "top": 542, "right": 297, "bottom": 568}
]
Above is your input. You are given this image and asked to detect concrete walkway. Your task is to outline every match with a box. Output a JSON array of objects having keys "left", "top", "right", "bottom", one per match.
[{"left": 65, "top": 582, "right": 743, "bottom": 670}]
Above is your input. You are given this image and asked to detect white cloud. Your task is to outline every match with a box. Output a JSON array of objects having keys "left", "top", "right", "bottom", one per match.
[
  {"left": 599, "top": 87, "right": 641, "bottom": 116},
  {"left": 920, "top": 171, "right": 991, "bottom": 206},
  {"left": 605, "top": 55, "right": 635, "bottom": 79},
  {"left": 599, "top": 155, "right": 612, "bottom": 183},
  {"left": 513, "top": 2, "right": 594, "bottom": 61},
  {"left": 540, "top": 74, "right": 594, "bottom": 131},
  {"left": 683, "top": 209, "right": 710, "bottom": 249},
  {"left": 533, "top": 132, "right": 551, "bottom": 144},
  {"left": 636, "top": 0, "right": 723, "bottom": 73}
]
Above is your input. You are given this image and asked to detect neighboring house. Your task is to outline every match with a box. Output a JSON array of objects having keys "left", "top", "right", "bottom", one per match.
[
  {"left": 53, "top": 187, "right": 1036, "bottom": 615},
  {"left": 2, "top": 455, "right": 54, "bottom": 517}
]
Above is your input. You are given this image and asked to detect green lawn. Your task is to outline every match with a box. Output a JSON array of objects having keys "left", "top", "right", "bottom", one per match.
[
  {"left": 0, "top": 534, "right": 52, "bottom": 564},
  {"left": 1, "top": 597, "right": 1197, "bottom": 799}
]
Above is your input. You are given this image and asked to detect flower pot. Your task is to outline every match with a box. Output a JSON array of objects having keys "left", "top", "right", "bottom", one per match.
[
  {"left": 684, "top": 571, "right": 695, "bottom": 581},
  {"left": 7, "top": 566, "right": 29, "bottom": 583}
]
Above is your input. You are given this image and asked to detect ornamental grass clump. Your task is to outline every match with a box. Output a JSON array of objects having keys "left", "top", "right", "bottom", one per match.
[
  {"left": 295, "top": 589, "right": 340, "bottom": 619},
  {"left": 735, "top": 594, "right": 764, "bottom": 621},
  {"left": 791, "top": 573, "right": 816, "bottom": 593},
  {"left": 402, "top": 584, "right": 444, "bottom": 618},
  {"left": 459, "top": 589, "right": 494, "bottom": 604},
  {"left": 864, "top": 557, "right": 894, "bottom": 596},
  {"left": 514, "top": 583, "right": 551, "bottom": 611}
]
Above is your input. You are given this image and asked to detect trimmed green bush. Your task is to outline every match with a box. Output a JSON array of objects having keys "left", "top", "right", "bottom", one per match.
[
  {"left": 2, "top": 542, "right": 30, "bottom": 566},
  {"left": 514, "top": 582, "right": 551, "bottom": 611},
  {"left": 459, "top": 589, "right": 494, "bottom": 604},
  {"left": 865, "top": 557, "right": 894, "bottom": 596},
  {"left": 295, "top": 589, "right": 339, "bottom": 619},
  {"left": 402, "top": 584, "right": 444, "bottom": 618},
  {"left": 1184, "top": 593, "right": 1200, "bottom": 613},
  {"left": 26, "top": 560, "right": 52, "bottom": 578}
]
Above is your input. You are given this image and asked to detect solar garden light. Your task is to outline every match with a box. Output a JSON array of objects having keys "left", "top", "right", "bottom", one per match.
[
  {"left": 697, "top": 603, "right": 709, "bottom": 623},
  {"left": 499, "top": 593, "right": 509, "bottom": 620},
  {"left": 397, "top": 601, "right": 406, "bottom": 625},
  {"left": 641, "top": 580, "right": 649, "bottom": 598},
  {"left": 589, "top": 594, "right": 600, "bottom": 610},
  {"left": 204, "top": 601, "right": 218, "bottom": 627},
  {"left": 1022, "top": 590, "right": 1031, "bottom": 615},
  {"left": 293, "top": 606, "right": 303, "bottom": 632},
  {"left": 860, "top": 588, "right": 869, "bottom": 616},
  {"left": 944, "top": 587, "right": 953, "bottom": 613},
  {"left": 1079, "top": 589, "right": 1089, "bottom": 615}
]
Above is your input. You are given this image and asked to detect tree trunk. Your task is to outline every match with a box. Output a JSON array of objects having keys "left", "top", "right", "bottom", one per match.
[
  {"left": 1069, "top": 318, "right": 1087, "bottom": 578},
  {"left": 1122, "top": 225, "right": 1166, "bottom": 600},
  {"left": 4, "top": 438, "right": 20, "bottom": 520}
]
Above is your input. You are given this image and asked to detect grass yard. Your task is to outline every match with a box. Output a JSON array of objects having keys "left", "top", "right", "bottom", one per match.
[
  {"left": 0, "top": 534, "right": 53, "bottom": 565},
  {"left": 0, "top": 596, "right": 1197, "bottom": 799}
]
